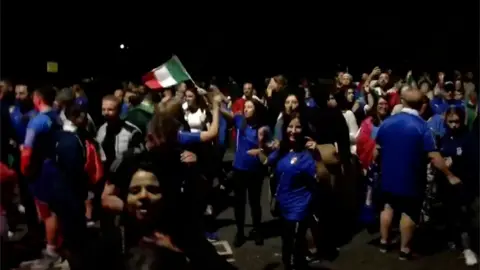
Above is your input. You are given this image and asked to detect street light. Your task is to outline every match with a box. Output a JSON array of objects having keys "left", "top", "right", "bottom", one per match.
[{"left": 120, "top": 44, "right": 125, "bottom": 49}]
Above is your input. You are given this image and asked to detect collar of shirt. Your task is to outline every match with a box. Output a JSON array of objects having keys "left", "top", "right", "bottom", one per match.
[
  {"left": 63, "top": 120, "right": 77, "bottom": 132},
  {"left": 401, "top": 107, "right": 419, "bottom": 116}
]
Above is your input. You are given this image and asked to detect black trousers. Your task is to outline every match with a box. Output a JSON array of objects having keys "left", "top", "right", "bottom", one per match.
[
  {"left": 232, "top": 168, "right": 264, "bottom": 233},
  {"left": 443, "top": 184, "right": 472, "bottom": 247},
  {"left": 281, "top": 219, "right": 309, "bottom": 269}
]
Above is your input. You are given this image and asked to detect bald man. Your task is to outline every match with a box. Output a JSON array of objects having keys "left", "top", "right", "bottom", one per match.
[
  {"left": 390, "top": 85, "right": 411, "bottom": 115},
  {"left": 375, "top": 87, "right": 460, "bottom": 260}
]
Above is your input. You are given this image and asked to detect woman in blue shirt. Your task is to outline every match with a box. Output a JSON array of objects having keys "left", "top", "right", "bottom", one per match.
[
  {"left": 438, "top": 107, "right": 478, "bottom": 266},
  {"left": 250, "top": 111, "right": 319, "bottom": 270},
  {"left": 220, "top": 98, "right": 269, "bottom": 247}
]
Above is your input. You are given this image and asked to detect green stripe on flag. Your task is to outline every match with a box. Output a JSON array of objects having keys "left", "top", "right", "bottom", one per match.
[{"left": 165, "top": 57, "right": 190, "bottom": 83}]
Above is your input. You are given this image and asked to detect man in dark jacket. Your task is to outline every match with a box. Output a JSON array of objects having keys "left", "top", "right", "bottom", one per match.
[
  {"left": 307, "top": 85, "right": 354, "bottom": 258},
  {"left": 124, "top": 91, "right": 156, "bottom": 135},
  {"left": 265, "top": 75, "right": 288, "bottom": 131}
]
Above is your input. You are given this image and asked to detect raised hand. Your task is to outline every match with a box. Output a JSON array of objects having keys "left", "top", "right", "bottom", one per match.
[
  {"left": 304, "top": 136, "right": 317, "bottom": 150},
  {"left": 371, "top": 66, "right": 381, "bottom": 76}
]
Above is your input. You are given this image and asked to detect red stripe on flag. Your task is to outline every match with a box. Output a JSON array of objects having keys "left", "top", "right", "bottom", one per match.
[{"left": 142, "top": 72, "right": 163, "bottom": 90}]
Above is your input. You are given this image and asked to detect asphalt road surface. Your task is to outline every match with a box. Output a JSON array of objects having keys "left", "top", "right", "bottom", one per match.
[
  {"left": 9, "top": 150, "right": 478, "bottom": 269},
  {"left": 214, "top": 179, "right": 475, "bottom": 270},
  {"left": 10, "top": 185, "right": 477, "bottom": 270}
]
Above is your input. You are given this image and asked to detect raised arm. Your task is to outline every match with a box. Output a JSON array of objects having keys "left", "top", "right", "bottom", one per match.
[{"left": 198, "top": 94, "right": 221, "bottom": 142}]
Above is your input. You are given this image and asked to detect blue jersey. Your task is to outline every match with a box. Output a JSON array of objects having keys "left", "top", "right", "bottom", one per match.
[
  {"left": 376, "top": 110, "right": 436, "bottom": 197},
  {"left": 177, "top": 131, "right": 202, "bottom": 146},
  {"left": 24, "top": 110, "right": 63, "bottom": 200},
  {"left": 233, "top": 115, "right": 269, "bottom": 171},
  {"left": 268, "top": 150, "right": 317, "bottom": 221},
  {"left": 10, "top": 106, "right": 36, "bottom": 143},
  {"left": 305, "top": 97, "right": 317, "bottom": 108}
]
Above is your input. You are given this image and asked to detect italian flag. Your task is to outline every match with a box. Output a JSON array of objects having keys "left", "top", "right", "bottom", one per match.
[{"left": 142, "top": 55, "right": 191, "bottom": 90}]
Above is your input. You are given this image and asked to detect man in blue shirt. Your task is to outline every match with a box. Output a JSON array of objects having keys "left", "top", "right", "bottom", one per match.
[
  {"left": 21, "top": 86, "right": 64, "bottom": 268},
  {"left": 10, "top": 84, "right": 36, "bottom": 144},
  {"left": 376, "top": 87, "right": 460, "bottom": 260}
]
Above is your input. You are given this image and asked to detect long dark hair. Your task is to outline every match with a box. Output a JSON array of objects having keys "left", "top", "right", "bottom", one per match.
[
  {"left": 271, "top": 111, "right": 312, "bottom": 166},
  {"left": 368, "top": 95, "right": 390, "bottom": 127},
  {"left": 333, "top": 90, "right": 352, "bottom": 111},
  {"left": 185, "top": 87, "right": 212, "bottom": 127},
  {"left": 282, "top": 90, "right": 306, "bottom": 116},
  {"left": 240, "top": 98, "right": 268, "bottom": 132},
  {"left": 185, "top": 87, "right": 209, "bottom": 112}
]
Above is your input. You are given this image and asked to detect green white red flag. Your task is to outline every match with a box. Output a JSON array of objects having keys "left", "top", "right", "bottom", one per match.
[{"left": 142, "top": 55, "right": 191, "bottom": 90}]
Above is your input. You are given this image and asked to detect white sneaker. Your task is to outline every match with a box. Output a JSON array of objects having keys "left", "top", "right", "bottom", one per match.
[
  {"left": 86, "top": 221, "right": 96, "bottom": 228},
  {"left": 17, "top": 204, "right": 26, "bottom": 214},
  {"left": 463, "top": 249, "right": 478, "bottom": 266},
  {"left": 28, "top": 250, "right": 62, "bottom": 270},
  {"left": 205, "top": 205, "right": 213, "bottom": 216}
]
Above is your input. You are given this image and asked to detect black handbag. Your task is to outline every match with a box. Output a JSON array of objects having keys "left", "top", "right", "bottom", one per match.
[{"left": 269, "top": 172, "right": 280, "bottom": 217}]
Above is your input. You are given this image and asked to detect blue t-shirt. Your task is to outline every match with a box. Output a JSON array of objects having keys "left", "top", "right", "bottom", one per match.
[
  {"left": 439, "top": 130, "right": 468, "bottom": 182},
  {"left": 427, "top": 114, "right": 446, "bottom": 138},
  {"left": 371, "top": 126, "right": 380, "bottom": 140},
  {"left": 440, "top": 130, "right": 467, "bottom": 159},
  {"left": 10, "top": 106, "right": 36, "bottom": 143},
  {"left": 376, "top": 111, "right": 436, "bottom": 197},
  {"left": 305, "top": 97, "right": 317, "bottom": 108},
  {"left": 120, "top": 103, "right": 129, "bottom": 118},
  {"left": 177, "top": 131, "right": 202, "bottom": 146},
  {"left": 355, "top": 90, "right": 366, "bottom": 110},
  {"left": 24, "top": 110, "right": 64, "bottom": 201},
  {"left": 24, "top": 110, "right": 62, "bottom": 148},
  {"left": 75, "top": 97, "right": 88, "bottom": 110},
  {"left": 268, "top": 150, "right": 316, "bottom": 221},
  {"left": 430, "top": 97, "right": 463, "bottom": 115},
  {"left": 218, "top": 105, "right": 229, "bottom": 147},
  {"left": 233, "top": 115, "right": 268, "bottom": 171}
]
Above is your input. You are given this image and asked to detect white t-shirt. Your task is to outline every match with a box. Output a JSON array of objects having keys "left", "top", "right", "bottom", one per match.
[
  {"left": 343, "top": 110, "right": 359, "bottom": 155},
  {"left": 184, "top": 107, "right": 208, "bottom": 133}
]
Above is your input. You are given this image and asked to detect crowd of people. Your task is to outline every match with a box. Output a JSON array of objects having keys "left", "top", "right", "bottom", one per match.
[{"left": 0, "top": 67, "right": 478, "bottom": 270}]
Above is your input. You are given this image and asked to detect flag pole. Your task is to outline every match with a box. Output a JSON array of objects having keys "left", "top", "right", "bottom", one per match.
[{"left": 172, "top": 54, "right": 199, "bottom": 89}]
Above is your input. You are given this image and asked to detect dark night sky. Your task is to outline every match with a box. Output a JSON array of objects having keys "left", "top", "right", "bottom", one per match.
[{"left": 1, "top": 2, "right": 478, "bottom": 84}]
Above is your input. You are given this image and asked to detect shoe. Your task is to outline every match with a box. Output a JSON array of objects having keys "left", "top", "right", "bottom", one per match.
[
  {"left": 205, "top": 205, "right": 213, "bottom": 216},
  {"left": 233, "top": 233, "right": 246, "bottom": 248},
  {"left": 249, "top": 229, "right": 264, "bottom": 246},
  {"left": 29, "top": 250, "right": 62, "bottom": 270},
  {"left": 464, "top": 249, "right": 478, "bottom": 266},
  {"left": 305, "top": 252, "right": 320, "bottom": 264},
  {"left": 399, "top": 250, "right": 413, "bottom": 261},
  {"left": 448, "top": 241, "right": 457, "bottom": 251},
  {"left": 17, "top": 204, "right": 26, "bottom": 214},
  {"left": 206, "top": 232, "right": 219, "bottom": 242},
  {"left": 86, "top": 220, "right": 96, "bottom": 228},
  {"left": 379, "top": 241, "right": 389, "bottom": 253}
]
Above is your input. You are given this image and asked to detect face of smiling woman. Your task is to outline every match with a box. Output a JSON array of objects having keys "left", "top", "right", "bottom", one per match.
[{"left": 127, "top": 170, "right": 163, "bottom": 222}]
